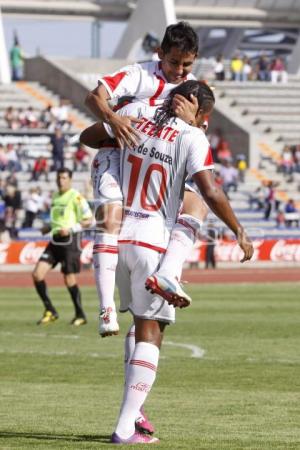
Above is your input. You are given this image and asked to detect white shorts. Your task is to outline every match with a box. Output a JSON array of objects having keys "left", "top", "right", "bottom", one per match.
[
  {"left": 91, "top": 148, "right": 123, "bottom": 207},
  {"left": 116, "top": 243, "right": 175, "bottom": 324}
]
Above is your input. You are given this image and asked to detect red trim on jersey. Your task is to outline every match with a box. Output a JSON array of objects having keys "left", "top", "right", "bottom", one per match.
[
  {"left": 149, "top": 75, "right": 165, "bottom": 106},
  {"left": 118, "top": 240, "right": 166, "bottom": 253},
  {"left": 177, "top": 218, "right": 197, "bottom": 237},
  {"left": 204, "top": 147, "right": 214, "bottom": 166},
  {"left": 102, "top": 72, "right": 127, "bottom": 93}
]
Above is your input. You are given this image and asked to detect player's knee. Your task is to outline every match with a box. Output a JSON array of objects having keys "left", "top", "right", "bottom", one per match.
[{"left": 32, "top": 270, "right": 42, "bottom": 283}]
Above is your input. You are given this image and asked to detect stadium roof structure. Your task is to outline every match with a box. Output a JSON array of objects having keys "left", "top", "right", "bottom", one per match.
[
  {"left": 2, "top": 0, "right": 300, "bottom": 74},
  {"left": 1, "top": 0, "right": 300, "bottom": 27}
]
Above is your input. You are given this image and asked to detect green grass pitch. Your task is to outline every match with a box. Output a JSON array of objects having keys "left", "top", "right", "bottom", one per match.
[{"left": 0, "top": 282, "right": 300, "bottom": 449}]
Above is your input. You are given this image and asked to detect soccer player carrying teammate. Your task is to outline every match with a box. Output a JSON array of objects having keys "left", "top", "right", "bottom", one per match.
[
  {"left": 84, "top": 80, "right": 254, "bottom": 443},
  {"left": 32, "top": 168, "right": 93, "bottom": 326},
  {"left": 83, "top": 21, "right": 209, "bottom": 337}
]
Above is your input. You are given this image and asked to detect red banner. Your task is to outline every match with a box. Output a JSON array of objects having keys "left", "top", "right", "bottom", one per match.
[{"left": 1, "top": 239, "right": 300, "bottom": 265}]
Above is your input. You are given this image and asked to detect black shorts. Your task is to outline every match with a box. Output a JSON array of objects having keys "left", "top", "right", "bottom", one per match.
[{"left": 39, "top": 234, "right": 81, "bottom": 274}]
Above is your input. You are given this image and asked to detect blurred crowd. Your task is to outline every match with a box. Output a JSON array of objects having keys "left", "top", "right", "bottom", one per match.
[
  {"left": 277, "top": 144, "right": 300, "bottom": 182},
  {"left": 214, "top": 54, "right": 288, "bottom": 83},
  {"left": 3, "top": 100, "right": 73, "bottom": 132}
]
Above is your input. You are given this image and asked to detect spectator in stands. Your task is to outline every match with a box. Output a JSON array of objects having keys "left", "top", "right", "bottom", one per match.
[
  {"left": 257, "top": 55, "right": 270, "bottom": 81},
  {"left": 51, "top": 100, "right": 72, "bottom": 131},
  {"left": 73, "top": 145, "right": 89, "bottom": 172},
  {"left": 217, "top": 139, "right": 232, "bottom": 163},
  {"left": 214, "top": 54, "right": 225, "bottom": 81},
  {"left": 10, "top": 36, "right": 24, "bottom": 81},
  {"left": 4, "top": 106, "right": 19, "bottom": 129},
  {"left": 280, "top": 145, "right": 294, "bottom": 179},
  {"left": 220, "top": 160, "right": 238, "bottom": 197},
  {"left": 5, "top": 171, "right": 18, "bottom": 188},
  {"left": 230, "top": 54, "right": 243, "bottom": 81},
  {"left": 208, "top": 127, "right": 222, "bottom": 161},
  {"left": 236, "top": 154, "right": 247, "bottom": 183},
  {"left": 18, "top": 108, "right": 27, "bottom": 128},
  {"left": 31, "top": 156, "right": 49, "bottom": 181},
  {"left": 40, "top": 104, "right": 55, "bottom": 129},
  {"left": 242, "top": 56, "right": 253, "bottom": 81},
  {"left": 205, "top": 221, "right": 217, "bottom": 269},
  {"left": 50, "top": 127, "right": 65, "bottom": 171},
  {"left": 0, "top": 145, "right": 8, "bottom": 171},
  {"left": 22, "top": 187, "right": 43, "bottom": 228},
  {"left": 284, "top": 199, "right": 299, "bottom": 227},
  {"left": 263, "top": 180, "right": 280, "bottom": 220},
  {"left": 3, "top": 183, "right": 22, "bottom": 238},
  {"left": 270, "top": 57, "right": 288, "bottom": 84},
  {"left": 248, "top": 185, "right": 265, "bottom": 211},
  {"left": 294, "top": 145, "right": 300, "bottom": 173},
  {"left": 24, "top": 106, "right": 39, "bottom": 128},
  {"left": 6, "top": 144, "right": 21, "bottom": 172}
]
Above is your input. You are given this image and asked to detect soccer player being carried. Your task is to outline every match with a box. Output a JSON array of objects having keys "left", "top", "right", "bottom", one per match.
[
  {"left": 83, "top": 80, "right": 254, "bottom": 444},
  {"left": 84, "top": 21, "right": 211, "bottom": 338}
]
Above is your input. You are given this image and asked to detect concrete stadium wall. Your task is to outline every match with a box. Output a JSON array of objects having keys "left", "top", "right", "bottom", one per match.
[
  {"left": 209, "top": 110, "right": 249, "bottom": 162},
  {"left": 24, "top": 56, "right": 93, "bottom": 117}
]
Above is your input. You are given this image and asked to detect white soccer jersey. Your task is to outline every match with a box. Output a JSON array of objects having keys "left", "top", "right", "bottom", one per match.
[
  {"left": 99, "top": 61, "right": 196, "bottom": 107},
  {"left": 104, "top": 102, "right": 214, "bottom": 250}
]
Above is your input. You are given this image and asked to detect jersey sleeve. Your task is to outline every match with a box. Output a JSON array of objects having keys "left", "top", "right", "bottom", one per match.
[
  {"left": 99, "top": 64, "right": 142, "bottom": 99},
  {"left": 73, "top": 192, "right": 93, "bottom": 222},
  {"left": 185, "top": 129, "right": 214, "bottom": 176}
]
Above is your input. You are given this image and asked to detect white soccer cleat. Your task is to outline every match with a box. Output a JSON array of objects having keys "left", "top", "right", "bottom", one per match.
[
  {"left": 145, "top": 274, "right": 192, "bottom": 308},
  {"left": 99, "top": 307, "right": 120, "bottom": 337}
]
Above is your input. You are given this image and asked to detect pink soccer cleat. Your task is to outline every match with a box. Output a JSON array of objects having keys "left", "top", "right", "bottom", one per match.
[
  {"left": 135, "top": 408, "right": 155, "bottom": 435},
  {"left": 111, "top": 431, "right": 159, "bottom": 444},
  {"left": 145, "top": 274, "right": 192, "bottom": 308}
]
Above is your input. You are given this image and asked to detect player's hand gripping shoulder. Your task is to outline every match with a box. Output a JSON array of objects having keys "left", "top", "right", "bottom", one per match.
[
  {"left": 108, "top": 113, "right": 142, "bottom": 148},
  {"left": 237, "top": 227, "right": 254, "bottom": 263},
  {"left": 172, "top": 94, "right": 199, "bottom": 126}
]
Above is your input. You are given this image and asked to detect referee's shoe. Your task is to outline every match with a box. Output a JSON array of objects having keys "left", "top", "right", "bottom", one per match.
[
  {"left": 37, "top": 310, "right": 59, "bottom": 325},
  {"left": 70, "top": 317, "right": 87, "bottom": 326}
]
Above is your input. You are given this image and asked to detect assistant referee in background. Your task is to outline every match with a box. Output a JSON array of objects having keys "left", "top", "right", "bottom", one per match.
[{"left": 32, "top": 168, "right": 93, "bottom": 326}]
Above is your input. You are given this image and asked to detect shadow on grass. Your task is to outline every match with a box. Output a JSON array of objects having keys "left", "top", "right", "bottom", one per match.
[{"left": 0, "top": 431, "right": 111, "bottom": 444}]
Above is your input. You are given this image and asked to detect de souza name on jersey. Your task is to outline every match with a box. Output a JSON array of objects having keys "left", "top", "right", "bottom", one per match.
[{"left": 132, "top": 117, "right": 180, "bottom": 165}]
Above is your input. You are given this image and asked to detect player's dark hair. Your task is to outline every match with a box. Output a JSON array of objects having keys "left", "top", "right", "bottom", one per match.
[
  {"left": 154, "top": 80, "right": 215, "bottom": 129},
  {"left": 57, "top": 167, "right": 73, "bottom": 178},
  {"left": 161, "top": 21, "right": 198, "bottom": 55}
]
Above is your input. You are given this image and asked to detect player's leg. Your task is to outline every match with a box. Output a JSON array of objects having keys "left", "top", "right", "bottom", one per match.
[
  {"left": 123, "top": 323, "right": 155, "bottom": 436},
  {"left": 146, "top": 189, "right": 207, "bottom": 307},
  {"left": 91, "top": 150, "right": 122, "bottom": 337},
  {"left": 112, "top": 245, "right": 174, "bottom": 443},
  {"left": 32, "top": 259, "right": 58, "bottom": 324},
  {"left": 93, "top": 201, "right": 122, "bottom": 336},
  {"left": 112, "top": 318, "right": 163, "bottom": 444},
  {"left": 63, "top": 273, "right": 87, "bottom": 326}
]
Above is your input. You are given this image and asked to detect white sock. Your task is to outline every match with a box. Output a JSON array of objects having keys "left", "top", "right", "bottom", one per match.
[
  {"left": 157, "top": 214, "right": 202, "bottom": 279},
  {"left": 124, "top": 323, "right": 135, "bottom": 382},
  {"left": 93, "top": 233, "right": 118, "bottom": 311},
  {"left": 115, "top": 342, "right": 159, "bottom": 439}
]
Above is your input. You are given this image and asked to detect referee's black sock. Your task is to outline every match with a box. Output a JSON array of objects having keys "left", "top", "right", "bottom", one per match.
[
  {"left": 34, "top": 280, "right": 57, "bottom": 315},
  {"left": 68, "top": 285, "right": 86, "bottom": 319}
]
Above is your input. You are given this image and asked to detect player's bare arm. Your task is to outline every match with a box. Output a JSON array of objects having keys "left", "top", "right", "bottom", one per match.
[
  {"left": 193, "top": 170, "right": 254, "bottom": 262},
  {"left": 85, "top": 84, "right": 141, "bottom": 148}
]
